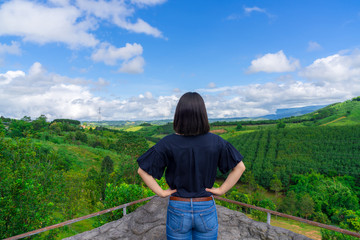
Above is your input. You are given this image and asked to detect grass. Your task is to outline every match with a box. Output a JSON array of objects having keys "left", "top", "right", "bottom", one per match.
[
  {"left": 124, "top": 126, "right": 143, "bottom": 132},
  {"left": 55, "top": 218, "right": 97, "bottom": 239},
  {"left": 266, "top": 216, "right": 322, "bottom": 240}
]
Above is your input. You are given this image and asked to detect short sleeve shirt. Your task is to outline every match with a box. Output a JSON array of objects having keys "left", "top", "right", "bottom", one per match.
[{"left": 137, "top": 132, "right": 243, "bottom": 198}]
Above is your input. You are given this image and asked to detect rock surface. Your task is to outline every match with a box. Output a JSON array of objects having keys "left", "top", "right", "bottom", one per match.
[{"left": 63, "top": 197, "right": 312, "bottom": 240}]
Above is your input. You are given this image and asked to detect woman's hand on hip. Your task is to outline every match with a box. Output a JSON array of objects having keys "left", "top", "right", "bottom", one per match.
[
  {"left": 205, "top": 187, "right": 224, "bottom": 196},
  {"left": 158, "top": 188, "right": 177, "bottom": 198}
]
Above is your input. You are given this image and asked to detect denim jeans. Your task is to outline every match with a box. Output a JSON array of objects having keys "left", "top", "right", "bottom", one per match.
[{"left": 166, "top": 197, "right": 218, "bottom": 240}]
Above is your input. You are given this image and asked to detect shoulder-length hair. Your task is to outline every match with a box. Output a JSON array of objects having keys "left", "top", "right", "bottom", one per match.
[{"left": 173, "top": 92, "right": 210, "bottom": 136}]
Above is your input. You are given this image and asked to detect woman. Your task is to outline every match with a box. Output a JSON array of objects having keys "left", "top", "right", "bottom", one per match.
[{"left": 137, "top": 92, "right": 246, "bottom": 240}]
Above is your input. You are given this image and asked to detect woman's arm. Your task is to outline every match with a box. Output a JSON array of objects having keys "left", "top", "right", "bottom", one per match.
[
  {"left": 205, "top": 161, "right": 246, "bottom": 196},
  {"left": 137, "top": 167, "right": 177, "bottom": 198}
]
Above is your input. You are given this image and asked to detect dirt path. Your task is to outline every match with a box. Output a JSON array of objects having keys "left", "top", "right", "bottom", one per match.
[{"left": 321, "top": 116, "right": 346, "bottom": 126}]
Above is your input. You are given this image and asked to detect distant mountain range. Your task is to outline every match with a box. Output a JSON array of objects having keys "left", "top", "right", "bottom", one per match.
[
  {"left": 261, "top": 105, "right": 328, "bottom": 120},
  {"left": 207, "top": 105, "right": 327, "bottom": 123},
  {"left": 85, "top": 105, "right": 327, "bottom": 126}
]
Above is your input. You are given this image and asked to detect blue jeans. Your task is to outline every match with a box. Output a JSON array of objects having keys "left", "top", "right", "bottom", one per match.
[{"left": 166, "top": 197, "right": 218, "bottom": 240}]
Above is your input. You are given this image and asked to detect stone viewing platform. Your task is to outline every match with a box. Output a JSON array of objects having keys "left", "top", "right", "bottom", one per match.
[{"left": 63, "top": 196, "right": 312, "bottom": 240}]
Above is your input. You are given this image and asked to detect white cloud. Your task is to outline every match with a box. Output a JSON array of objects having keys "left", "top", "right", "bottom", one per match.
[
  {"left": 0, "top": 0, "right": 98, "bottom": 48},
  {"left": 243, "top": 6, "right": 275, "bottom": 19},
  {"left": 76, "top": 0, "right": 164, "bottom": 38},
  {"left": 248, "top": 50, "right": 300, "bottom": 73},
  {"left": 0, "top": 0, "right": 165, "bottom": 48},
  {"left": 29, "top": 62, "right": 46, "bottom": 76},
  {"left": 119, "top": 18, "right": 164, "bottom": 38},
  {"left": 119, "top": 56, "right": 145, "bottom": 74},
  {"left": 2, "top": 52, "right": 360, "bottom": 121},
  {"left": 0, "top": 41, "right": 21, "bottom": 55},
  {"left": 91, "top": 43, "right": 143, "bottom": 65},
  {"left": 0, "top": 70, "right": 25, "bottom": 85},
  {"left": 300, "top": 50, "right": 360, "bottom": 84},
  {"left": 49, "top": 0, "right": 70, "bottom": 6},
  {"left": 244, "top": 6, "right": 266, "bottom": 14},
  {"left": 199, "top": 80, "right": 352, "bottom": 119},
  {"left": 76, "top": 0, "right": 133, "bottom": 20},
  {"left": 131, "top": 0, "right": 167, "bottom": 6},
  {"left": 307, "top": 41, "right": 322, "bottom": 52},
  {"left": 0, "top": 62, "right": 178, "bottom": 120}
]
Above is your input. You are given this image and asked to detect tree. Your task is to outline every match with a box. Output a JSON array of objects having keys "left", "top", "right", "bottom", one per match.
[
  {"left": 298, "top": 193, "right": 314, "bottom": 219},
  {"left": 280, "top": 191, "right": 297, "bottom": 215},
  {"left": 32, "top": 115, "right": 48, "bottom": 131},
  {"left": 236, "top": 123, "right": 243, "bottom": 131},
  {"left": 101, "top": 156, "right": 114, "bottom": 175},
  {"left": 270, "top": 174, "right": 283, "bottom": 196},
  {"left": 242, "top": 171, "right": 258, "bottom": 192},
  {"left": 277, "top": 121, "right": 286, "bottom": 129},
  {"left": 0, "top": 138, "right": 64, "bottom": 239}
]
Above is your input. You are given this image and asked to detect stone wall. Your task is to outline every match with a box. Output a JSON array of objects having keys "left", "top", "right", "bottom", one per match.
[{"left": 63, "top": 196, "right": 312, "bottom": 240}]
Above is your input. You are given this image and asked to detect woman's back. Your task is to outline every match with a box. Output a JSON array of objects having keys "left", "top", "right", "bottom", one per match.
[
  {"left": 137, "top": 132, "right": 243, "bottom": 198},
  {"left": 137, "top": 92, "right": 245, "bottom": 239}
]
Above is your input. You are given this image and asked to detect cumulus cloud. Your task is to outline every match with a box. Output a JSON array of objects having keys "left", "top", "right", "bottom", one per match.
[
  {"left": 0, "top": 70, "right": 25, "bottom": 85},
  {"left": 119, "top": 56, "right": 145, "bottom": 74},
  {"left": 0, "top": 41, "right": 21, "bottom": 55},
  {"left": 2, "top": 51, "right": 360, "bottom": 120},
  {"left": 300, "top": 50, "right": 360, "bottom": 84},
  {"left": 0, "top": 62, "right": 176, "bottom": 120},
  {"left": 76, "top": 0, "right": 164, "bottom": 38},
  {"left": 199, "top": 80, "right": 352, "bottom": 119},
  {"left": 49, "top": 0, "right": 70, "bottom": 6},
  {"left": 0, "top": 0, "right": 98, "bottom": 48},
  {"left": 248, "top": 50, "right": 300, "bottom": 73},
  {"left": 200, "top": 50, "right": 360, "bottom": 118},
  {"left": 244, "top": 6, "right": 266, "bottom": 14},
  {"left": 131, "top": 0, "right": 167, "bottom": 6},
  {"left": 0, "top": 0, "right": 165, "bottom": 48},
  {"left": 91, "top": 42, "right": 143, "bottom": 65},
  {"left": 117, "top": 18, "right": 164, "bottom": 38},
  {"left": 307, "top": 41, "right": 322, "bottom": 52},
  {"left": 243, "top": 6, "right": 275, "bottom": 19}
]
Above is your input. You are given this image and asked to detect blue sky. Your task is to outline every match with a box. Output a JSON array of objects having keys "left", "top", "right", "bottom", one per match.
[{"left": 1, "top": 0, "right": 360, "bottom": 120}]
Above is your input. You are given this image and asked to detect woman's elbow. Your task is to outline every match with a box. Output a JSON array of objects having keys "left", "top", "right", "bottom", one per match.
[{"left": 239, "top": 161, "right": 246, "bottom": 172}]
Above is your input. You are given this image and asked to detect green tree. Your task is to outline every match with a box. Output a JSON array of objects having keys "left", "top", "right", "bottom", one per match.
[
  {"left": 298, "top": 193, "right": 314, "bottom": 219},
  {"left": 0, "top": 138, "right": 64, "bottom": 239},
  {"left": 270, "top": 174, "right": 283, "bottom": 196},
  {"left": 101, "top": 156, "right": 114, "bottom": 175},
  {"left": 276, "top": 121, "right": 286, "bottom": 129},
  {"left": 280, "top": 191, "right": 297, "bottom": 215},
  {"left": 236, "top": 123, "right": 243, "bottom": 131},
  {"left": 96, "top": 183, "right": 154, "bottom": 226},
  {"left": 32, "top": 115, "right": 48, "bottom": 132}
]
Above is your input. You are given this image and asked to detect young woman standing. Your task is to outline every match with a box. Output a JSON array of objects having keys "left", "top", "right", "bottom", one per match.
[{"left": 137, "top": 92, "right": 246, "bottom": 240}]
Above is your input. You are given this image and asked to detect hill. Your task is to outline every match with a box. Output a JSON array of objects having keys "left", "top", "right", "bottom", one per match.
[
  {"left": 1, "top": 97, "right": 360, "bottom": 239},
  {"left": 286, "top": 96, "right": 360, "bottom": 126}
]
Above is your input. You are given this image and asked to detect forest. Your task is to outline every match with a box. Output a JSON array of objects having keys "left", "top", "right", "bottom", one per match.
[{"left": 1, "top": 97, "right": 360, "bottom": 239}]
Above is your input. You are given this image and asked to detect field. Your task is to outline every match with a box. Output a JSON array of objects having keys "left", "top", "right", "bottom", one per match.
[{"left": 1, "top": 98, "right": 360, "bottom": 239}]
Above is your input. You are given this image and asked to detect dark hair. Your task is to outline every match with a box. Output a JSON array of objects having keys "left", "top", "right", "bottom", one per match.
[{"left": 173, "top": 92, "right": 210, "bottom": 136}]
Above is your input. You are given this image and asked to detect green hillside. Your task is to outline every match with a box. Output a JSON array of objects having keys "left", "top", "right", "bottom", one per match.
[
  {"left": 226, "top": 126, "right": 360, "bottom": 188},
  {"left": 1, "top": 97, "right": 360, "bottom": 239},
  {"left": 291, "top": 96, "right": 360, "bottom": 126}
]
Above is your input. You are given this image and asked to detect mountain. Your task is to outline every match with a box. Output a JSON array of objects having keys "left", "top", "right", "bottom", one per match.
[
  {"left": 83, "top": 97, "right": 360, "bottom": 126},
  {"left": 294, "top": 97, "right": 360, "bottom": 125},
  {"left": 262, "top": 105, "right": 327, "bottom": 120}
]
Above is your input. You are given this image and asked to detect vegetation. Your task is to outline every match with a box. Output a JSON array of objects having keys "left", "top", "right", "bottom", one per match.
[{"left": 1, "top": 97, "right": 360, "bottom": 239}]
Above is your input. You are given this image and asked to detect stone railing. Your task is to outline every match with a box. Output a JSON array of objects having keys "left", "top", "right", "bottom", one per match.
[
  {"left": 4, "top": 196, "right": 155, "bottom": 240},
  {"left": 4, "top": 195, "right": 360, "bottom": 239}
]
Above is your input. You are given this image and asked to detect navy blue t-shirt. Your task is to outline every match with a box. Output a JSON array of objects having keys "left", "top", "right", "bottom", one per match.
[{"left": 137, "top": 132, "right": 243, "bottom": 198}]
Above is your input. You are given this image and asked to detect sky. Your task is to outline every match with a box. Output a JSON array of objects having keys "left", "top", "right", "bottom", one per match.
[{"left": 1, "top": 0, "right": 360, "bottom": 121}]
